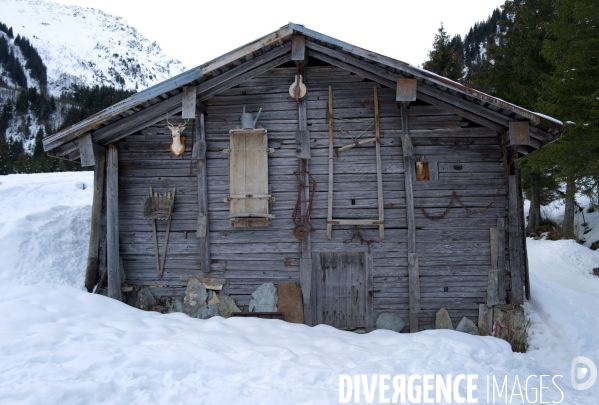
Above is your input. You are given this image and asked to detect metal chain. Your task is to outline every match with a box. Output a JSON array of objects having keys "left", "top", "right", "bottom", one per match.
[
  {"left": 343, "top": 226, "right": 376, "bottom": 253},
  {"left": 421, "top": 138, "right": 518, "bottom": 221}
]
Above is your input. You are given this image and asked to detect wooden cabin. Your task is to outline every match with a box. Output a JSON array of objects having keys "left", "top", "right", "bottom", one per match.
[{"left": 43, "top": 24, "right": 563, "bottom": 332}]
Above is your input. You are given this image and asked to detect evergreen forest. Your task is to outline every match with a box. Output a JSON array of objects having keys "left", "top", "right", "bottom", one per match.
[{"left": 422, "top": 0, "right": 598, "bottom": 237}]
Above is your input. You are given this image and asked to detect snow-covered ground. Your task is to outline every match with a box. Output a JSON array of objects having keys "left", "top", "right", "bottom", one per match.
[{"left": 0, "top": 172, "right": 598, "bottom": 404}]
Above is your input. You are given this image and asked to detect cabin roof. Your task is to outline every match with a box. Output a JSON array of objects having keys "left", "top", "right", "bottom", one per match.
[{"left": 43, "top": 23, "right": 564, "bottom": 160}]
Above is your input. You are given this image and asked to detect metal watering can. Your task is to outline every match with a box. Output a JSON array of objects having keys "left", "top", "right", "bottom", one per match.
[{"left": 240, "top": 106, "right": 262, "bottom": 129}]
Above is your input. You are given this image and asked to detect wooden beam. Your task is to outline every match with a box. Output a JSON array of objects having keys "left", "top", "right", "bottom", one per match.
[
  {"left": 400, "top": 104, "right": 419, "bottom": 332},
  {"left": 416, "top": 92, "right": 506, "bottom": 133},
  {"left": 84, "top": 154, "right": 105, "bottom": 292},
  {"left": 487, "top": 227, "right": 499, "bottom": 306},
  {"left": 327, "top": 86, "right": 334, "bottom": 239},
  {"left": 509, "top": 121, "right": 531, "bottom": 146},
  {"left": 83, "top": 45, "right": 291, "bottom": 148},
  {"left": 408, "top": 253, "right": 420, "bottom": 333},
  {"left": 93, "top": 94, "right": 183, "bottom": 144},
  {"left": 508, "top": 175, "right": 524, "bottom": 304},
  {"left": 517, "top": 169, "right": 531, "bottom": 301},
  {"left": 78, "top": 133, "right": 95, "bottom": 167},
  {"left": 307, "top": 43, "right": 509, "bottom": 131},
  {"left": 196, "top": 113, "right": 211, "bottom": 274},
  {"left": 374, "top": 86, "right": 384, "bottom": 239},
  {"left": 199, "top": 27, "right": 293, "bottom": 75},
  {"left": 296, "top": 93, "right": 310, "bottom": 159},
  {"left": 182, "top": 86, "right": 197, "bottom": 119},
  {"left": 396, "top": 78, "right": 417, "bottom": 103},
  {"left": 497, "top": 218, "right": 507, "bottom": 303},
  {"left": 291, "top": 35, "right": 306, "bottom": 62},
  {"left": 106, "top": 144, "right": 121, "bottom": 300},
  {"left": 197, "top": 53, "right": 292, "bottom": 102},
  {"left": 298, "top": 94, "right": 313, "bottom": 325}
]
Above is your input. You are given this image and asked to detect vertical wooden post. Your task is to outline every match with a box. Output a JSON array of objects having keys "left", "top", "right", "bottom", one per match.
[
  {"left": 326, "top": 86, "right": 334, "bottom": 239},
  {"left": 400, "top": 103, "right": 419, "bottom": 332},
  {"left": 497, "top": 218, "right": 507, "bottom": 303},
  {"left": 297, "top": 95, "right": 313, "bottom": 325},
  {"left": 517, "top": 169, "right": 531, "bottom": 300},
  {"left": 196, "top": 113, "right": 211, "bottom": 273},
  {"left": 106, "top": 144, "right": 121, "bottom": 300},
  {"left": 508, "top": 175, "right": 524, "bottom": 304},
  {"left": 487, "top": 227, "right": 499, "bottom": 306},
  {"left": 84, "top": 154, "right": 106, "bottom": 292},
  {"left": 373, "top": 86, "right": 385, "bottom": 239}
]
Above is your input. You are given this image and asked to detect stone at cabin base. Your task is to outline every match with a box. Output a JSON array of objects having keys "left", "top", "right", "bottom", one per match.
[
  {"left": 249, "top": 282, "right": 278, "bottom": 312},
  {"left": 456, "top": 317, "right": 479, "bottom": 335},
  {"left": 135, "top": 287, "right": 156, "bottom": 310},
  {"left": 217, "top": 294, "right": 241, "bottom": 318},
  {"left": 436, "top": 307, "right": 454, "bottom": 330},
  {"left": 376, "top": 312, "right": 406, "bottom": 333}
]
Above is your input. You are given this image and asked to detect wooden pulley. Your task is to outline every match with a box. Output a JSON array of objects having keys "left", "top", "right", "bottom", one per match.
[
  {"left": 293, "top": 224, "right": 310, "bottom": 240},
  {"left": 289, "top": 74, "right": 307, "bottom": 101}
]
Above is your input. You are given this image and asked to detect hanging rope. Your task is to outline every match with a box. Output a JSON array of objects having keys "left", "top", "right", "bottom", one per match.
[{"left": 421, "top": 138, "right": 518, "bottom": 220}]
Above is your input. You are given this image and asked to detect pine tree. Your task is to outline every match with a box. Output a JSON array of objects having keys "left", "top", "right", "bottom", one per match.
[
  {"left": 422, "top": 23, "right": 464, "bottom": 82},
  {"left": 470, "top": 0, "right": 554, "bottom": 111},
  {"left": 533, "top": 0, "right": 599, "bottom": 237}
]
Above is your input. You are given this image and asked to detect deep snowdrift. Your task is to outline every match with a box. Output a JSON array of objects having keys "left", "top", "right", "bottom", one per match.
[{"left": 0, "top": 172, "right": 598, "bottom": 404}]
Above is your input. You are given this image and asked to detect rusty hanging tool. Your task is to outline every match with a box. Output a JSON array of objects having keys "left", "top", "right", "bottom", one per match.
[{"left": 292, "top": 169, "right": 316, "bottom": 239}]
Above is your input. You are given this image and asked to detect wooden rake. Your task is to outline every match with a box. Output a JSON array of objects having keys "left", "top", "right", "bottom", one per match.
[{"left": 142, "top": 187, "right": 176, "bottom": 278}]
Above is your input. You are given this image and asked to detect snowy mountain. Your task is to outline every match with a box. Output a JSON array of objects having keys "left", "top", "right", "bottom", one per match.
[{"left": 1, "top": 0, "right": 185, "bottom": 96}]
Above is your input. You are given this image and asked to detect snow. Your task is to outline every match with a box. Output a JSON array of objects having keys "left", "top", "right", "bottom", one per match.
[
  {"left": 0, "top": 172, "right": 598, "bottom": 404},
  {"left": 1, "top": 0, "right": 185, "bottom": 96}
]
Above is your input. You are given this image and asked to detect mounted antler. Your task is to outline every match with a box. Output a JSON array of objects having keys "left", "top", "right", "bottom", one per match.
[{"left": 166, "top": 114, "right": 189, "bottom": 156}]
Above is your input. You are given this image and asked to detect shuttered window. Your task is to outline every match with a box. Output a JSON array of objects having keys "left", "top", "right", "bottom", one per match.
[{"left": 227, "top": 129, "right": 273, "bottom": 227}]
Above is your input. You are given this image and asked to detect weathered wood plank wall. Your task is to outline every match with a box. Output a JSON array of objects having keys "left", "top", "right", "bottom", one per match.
[{"left": 116, "top": 65, "right": 509, "bottom": 329}]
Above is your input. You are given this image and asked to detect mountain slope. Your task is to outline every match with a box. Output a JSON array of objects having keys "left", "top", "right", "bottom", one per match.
[{"left": 1, "top": 0, "right": 185, "bottom": 96}]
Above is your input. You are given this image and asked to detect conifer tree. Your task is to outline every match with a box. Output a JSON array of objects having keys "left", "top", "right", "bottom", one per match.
[
  {"left": 423, "top": 23, "right": 464, "bottom": 82},
  {"left": 531, "top": 0, "right": 599, "bottom": 237}
]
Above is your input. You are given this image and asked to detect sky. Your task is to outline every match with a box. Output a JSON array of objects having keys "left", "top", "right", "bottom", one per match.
[{"left": 50, "top": 0, "right": 506, "bottom": 70}]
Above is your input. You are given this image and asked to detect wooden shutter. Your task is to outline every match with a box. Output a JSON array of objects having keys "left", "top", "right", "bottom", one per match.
[{"left": 227, "top": 129, "right": 273, "bottom": 227}]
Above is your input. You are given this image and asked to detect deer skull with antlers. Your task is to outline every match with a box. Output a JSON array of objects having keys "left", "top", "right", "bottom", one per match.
[{"left": 166, "top": 115, "right": 189, "bottom": 157}]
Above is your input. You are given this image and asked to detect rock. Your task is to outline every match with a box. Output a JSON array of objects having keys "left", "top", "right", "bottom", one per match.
[
  {"left": 207, "top": 291, "right": 220, "bottom": 305},
  {"left": 193, "top": 303, "right": 218, "bottom": 319},
  {"left": 135, "top": 288, "right": 156, "bottom": 310},
  {"left": 165, "top": 296, "right": 184, "bottom": 313},
  {"left": 493, "top": 304, "right": 527, "bottom": 352},
  {"left": 217, "top": 294, "right": 240, "bottom": 318},
  {"left": 276, "top": 282, "right": 304, "bottom": 323},
  {"left": 456, "top": 317, "right": 479, "bottom": 335},
  {"left": 590, "top": 241, "right": 599, "bottom": 251},
  {"left": 436, "top": 308, "right": 454, "bottom": 330},
  {"left": 249, "top": 282, "right": 278, "bottom": 312},
  {"left": 183, "top": 277, "right": 208, "bottom": 315},
  {"left": 375, "top": 312, "right": 406, "bottom": 333}
]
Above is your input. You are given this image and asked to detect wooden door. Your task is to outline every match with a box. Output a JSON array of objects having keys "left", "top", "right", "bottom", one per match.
[{"left": 312, "top": 252, "right": 373, "bottom": 329}]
